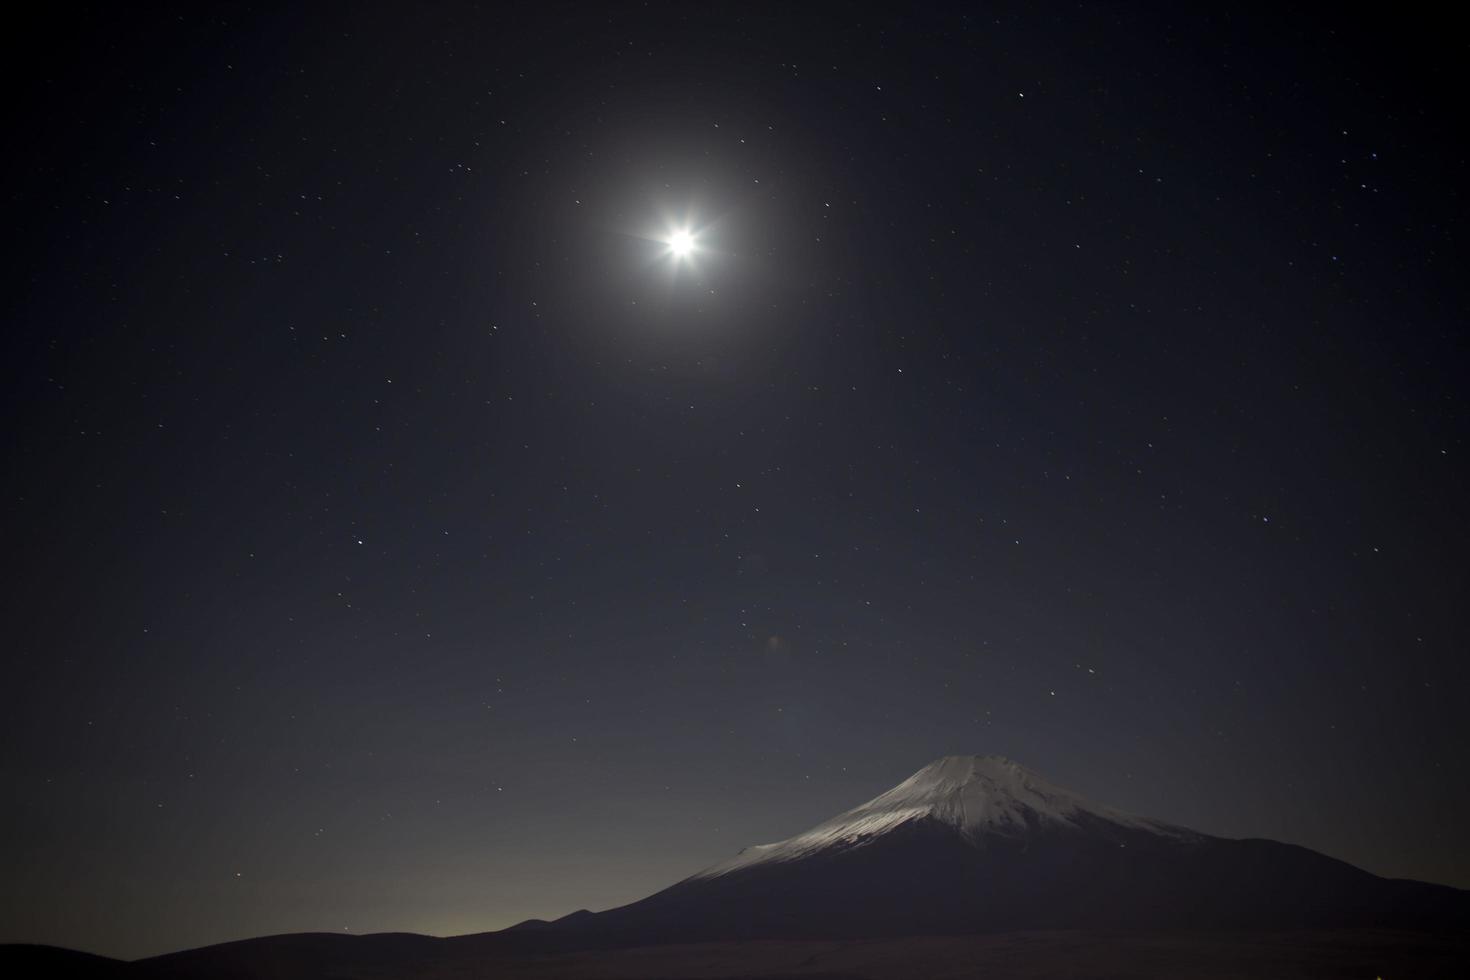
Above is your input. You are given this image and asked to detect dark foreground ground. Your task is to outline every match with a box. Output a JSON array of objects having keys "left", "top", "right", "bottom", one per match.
[
  {"left": 438, "top": 931, "right": 1467, "bottom": 980},
  {"left": 7, "top": 930, "right": 1468, "bottom": 979}
]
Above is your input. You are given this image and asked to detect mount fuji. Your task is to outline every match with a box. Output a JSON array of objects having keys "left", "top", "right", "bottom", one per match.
[
  {"left": 694, "top": 754, "right": 1197, "bottom": 877},
  {"left": 506, "top": 754, "right": 1468, "bottom": 944}
]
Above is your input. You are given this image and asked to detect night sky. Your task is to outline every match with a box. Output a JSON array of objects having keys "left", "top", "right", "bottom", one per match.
[{"left": 5, "top": 2, "right": 1468, "bottom": 961}]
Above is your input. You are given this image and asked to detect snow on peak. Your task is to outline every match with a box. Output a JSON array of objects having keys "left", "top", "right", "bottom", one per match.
[
  {"left": 870, "top": 755, "right": 1149, "bottom": 831},
  {"left": 694, "top": 755, "right": 1192, "bottom": 879}
]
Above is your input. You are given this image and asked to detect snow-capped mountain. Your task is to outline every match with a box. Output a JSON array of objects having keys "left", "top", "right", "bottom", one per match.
[
  {"left": 516, "top": 754, "right": 1469, "bottom": 944},
  {"left": 696, "top": 755, "right": 1190, "bottom": 878}
]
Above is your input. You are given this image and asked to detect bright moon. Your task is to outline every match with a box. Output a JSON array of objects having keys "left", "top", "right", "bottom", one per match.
[{"left": 668, "top": 229, "right": 695, "bottom": 258}]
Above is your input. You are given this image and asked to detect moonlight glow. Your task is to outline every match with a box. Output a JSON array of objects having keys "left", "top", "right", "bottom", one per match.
[{"left": 667, "top": 228, "right": 696, "bottom": 259}]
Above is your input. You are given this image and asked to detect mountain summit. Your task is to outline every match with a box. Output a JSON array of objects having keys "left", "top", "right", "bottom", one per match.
[
  {"left": 873, "top": 754, "right": 1186, "bottom": 837},
  {"left": 697, "top": 755, "right": 1187, "bottom": 878}
]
